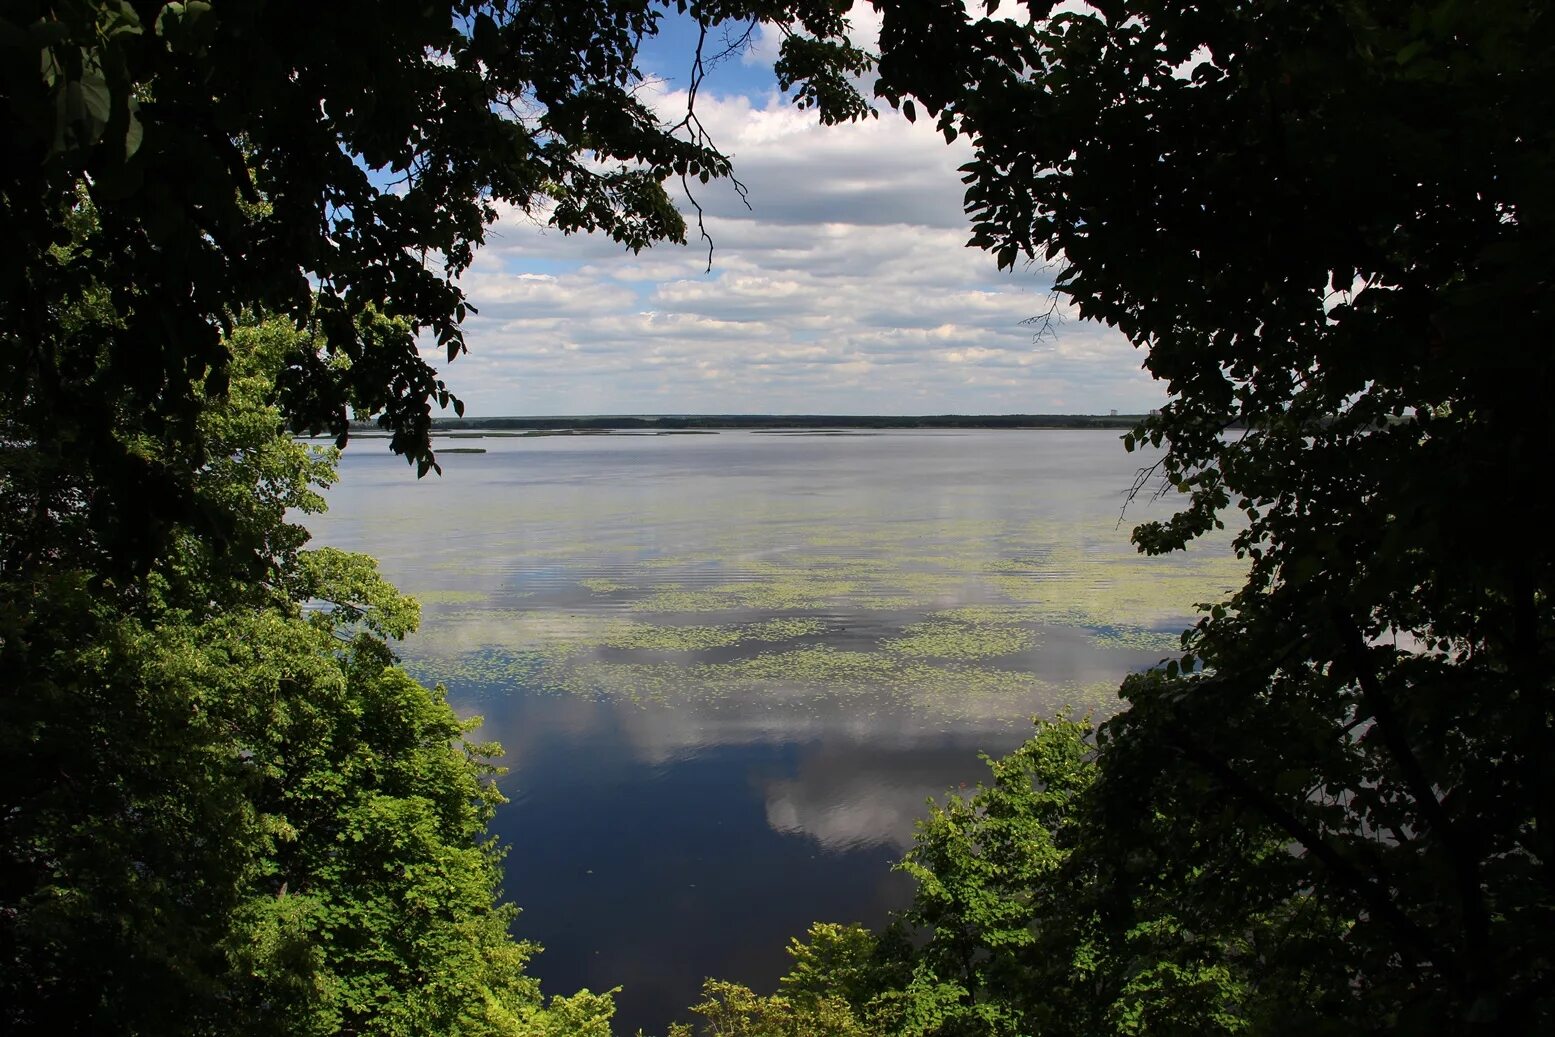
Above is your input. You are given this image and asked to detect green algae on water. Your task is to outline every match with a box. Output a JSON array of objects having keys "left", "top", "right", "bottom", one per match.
[
  {"left": 376, "top": 488, "right": 1254, "bottom": 720},
  {"left": 883, "top": 620, "right": 1038, "bottom": 660},
  {"left": 579, "top": 577, "right": 632, "bottom": 593},
  {"left": 410, "top": 589, "right": 490, "bottom": 606},
  {"left": 602, "top": 617, "right": 826, "bottom": 652}
]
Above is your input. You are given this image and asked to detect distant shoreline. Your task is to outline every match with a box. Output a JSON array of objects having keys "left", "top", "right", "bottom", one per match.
[{"left": 372, "top": 414, "right": 1155, "bottom": 433}]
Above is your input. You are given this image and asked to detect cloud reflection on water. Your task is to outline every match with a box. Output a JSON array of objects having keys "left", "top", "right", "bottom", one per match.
[{"left": 308, "top": 430, "right": 1243, "bottom": 1035}]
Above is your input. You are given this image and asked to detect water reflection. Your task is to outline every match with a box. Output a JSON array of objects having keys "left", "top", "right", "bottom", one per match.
[
  {"left": 471, "top": 692, "right": 925, "bottom": 1032},
  {"left": 762, "top": 741, "right": 991, "bottom": 852},
  {"left": 309, "top": 430, "right": 1240, "bottom": 1035}
]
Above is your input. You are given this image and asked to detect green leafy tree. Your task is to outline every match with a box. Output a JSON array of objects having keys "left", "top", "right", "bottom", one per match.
[
  {"left": 818, "top": 0, "right": 1554, "bottom": 1031},
  {"left": 0, "top": 0, "right": 870, "bottom": 573},
  {"left": 874, "top": 720, "right": 1356, "bottom": 1037},
  {"left": 673, "top": 924, "right": 888, "bottom": 1037},
  {"left": 0, "top": 316, "right": 616, "bottom": 1035},
  {"left": 682, "top": 721, "right": 1312, "bottom": 1037},
  {"left": 0, "top": 6, "right": 872, "bottom": 1032},
  {"left": 675, "top": 2, "right": 1554, "bottom": 1032}
]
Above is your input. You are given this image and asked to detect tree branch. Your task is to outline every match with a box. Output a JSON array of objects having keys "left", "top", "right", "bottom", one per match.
[
  {"left": 1164, "top": 718, "right": 1457, "bottom": 983},
  {"left": 1332, "top": 608, "right": 1489, "bottom": 965}
]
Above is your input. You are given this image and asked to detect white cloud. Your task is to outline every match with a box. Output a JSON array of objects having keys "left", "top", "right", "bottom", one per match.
[{"left": 436, "top": 69, "right": 1158, "bottom": 417}]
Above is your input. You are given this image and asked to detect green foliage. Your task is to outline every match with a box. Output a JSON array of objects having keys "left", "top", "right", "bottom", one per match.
[
  {"left": 0, "top": 0, "right": 873, "bottom": 576},
  {"left": 691, "top": 721, "right": 1351, "bottom": 1037},
  {"left": 676, "top": 3, "right": 1555, "bottom": 1033},
  {"left": 878, "top": 720, "right": 1285, "bottom": 1037},
  {"left": 0, "top": 316, "right": 611, "bottom": 1034},
  {"left": 730, "top": 1, "right": 1555, "bottom": 1032},
  {"left": 11, "top": 3, "right": 1555, "bottom": 1034},
  {"left": 779, "top": 921, "right": 883, "bottom": 1009},
  {"left": 679, "top": 974, "right": 877, "bottom": 1037}
]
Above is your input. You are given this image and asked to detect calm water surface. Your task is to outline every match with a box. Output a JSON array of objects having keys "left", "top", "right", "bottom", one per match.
[{"left": 308, "top": 430, "right": 1242, "bottom": 1033}]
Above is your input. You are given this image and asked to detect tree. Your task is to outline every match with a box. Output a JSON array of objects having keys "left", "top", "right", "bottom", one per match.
[
  {"left": 681, "top": 721, "right": 1324, "bottom": 1037},
  {"left": 0, "top": 0, "right": 870, "bottom": 573},
  {"left": 0, "top": 6, "right": 872, "bottom": 1031},
  {"left": 0, "top": 316, "right": 618, "bottom": 1035},
  {"left": 811, "top": 0, "right": 1555, "bottom": 1031}
]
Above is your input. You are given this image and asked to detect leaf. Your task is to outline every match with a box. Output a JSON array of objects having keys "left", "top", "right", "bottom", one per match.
[
  {"left": 77, "top": 71, "right": 112, "bottom": 127},
  {"left": 154, "top": 2, "right": 188, "bottom": 37},
  {"left": 124, "top": 106, "right": 144, "bottom": 160}
]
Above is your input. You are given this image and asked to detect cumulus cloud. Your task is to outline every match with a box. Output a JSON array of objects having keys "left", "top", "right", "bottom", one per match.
[{"left": 434, "top": 52, "right": 1159, "bottom": 417}]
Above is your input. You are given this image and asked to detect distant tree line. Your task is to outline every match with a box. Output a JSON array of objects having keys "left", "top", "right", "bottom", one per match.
[{"left": 416, "top": 414, "right": 1153, "bottom": 432}]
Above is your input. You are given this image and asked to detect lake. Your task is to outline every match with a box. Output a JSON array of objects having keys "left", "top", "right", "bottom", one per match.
[{"left": 307, "top": 428, "right": 1243, "bottom": 1033}]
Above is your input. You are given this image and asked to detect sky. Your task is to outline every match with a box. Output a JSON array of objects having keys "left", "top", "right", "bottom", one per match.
[{"left": 437, "top": 5, "right": 1161, "bottom": 417}]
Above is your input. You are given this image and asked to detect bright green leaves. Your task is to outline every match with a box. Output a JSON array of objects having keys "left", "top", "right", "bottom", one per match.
[
  {"left": 681, "top": 976, "right": 878, "bottom": 1037},
  {"left": 198, "top": 605, "right": 547, "bottom": 1037},
  {"left": 0, "top": 316, "right": 597, "bottom": 1034},
  {"left": 864, "top": 720, "right": 1100, "bottom": 1036},
  {"left": 779, "top": 922, "right": 884, "bottom": 1010},
  {"left": 703, "top": 717, "right": 1274, "bottom": 1035},
  {"left": 297, "top": 547, "right": 422, "bottom": 641}
]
